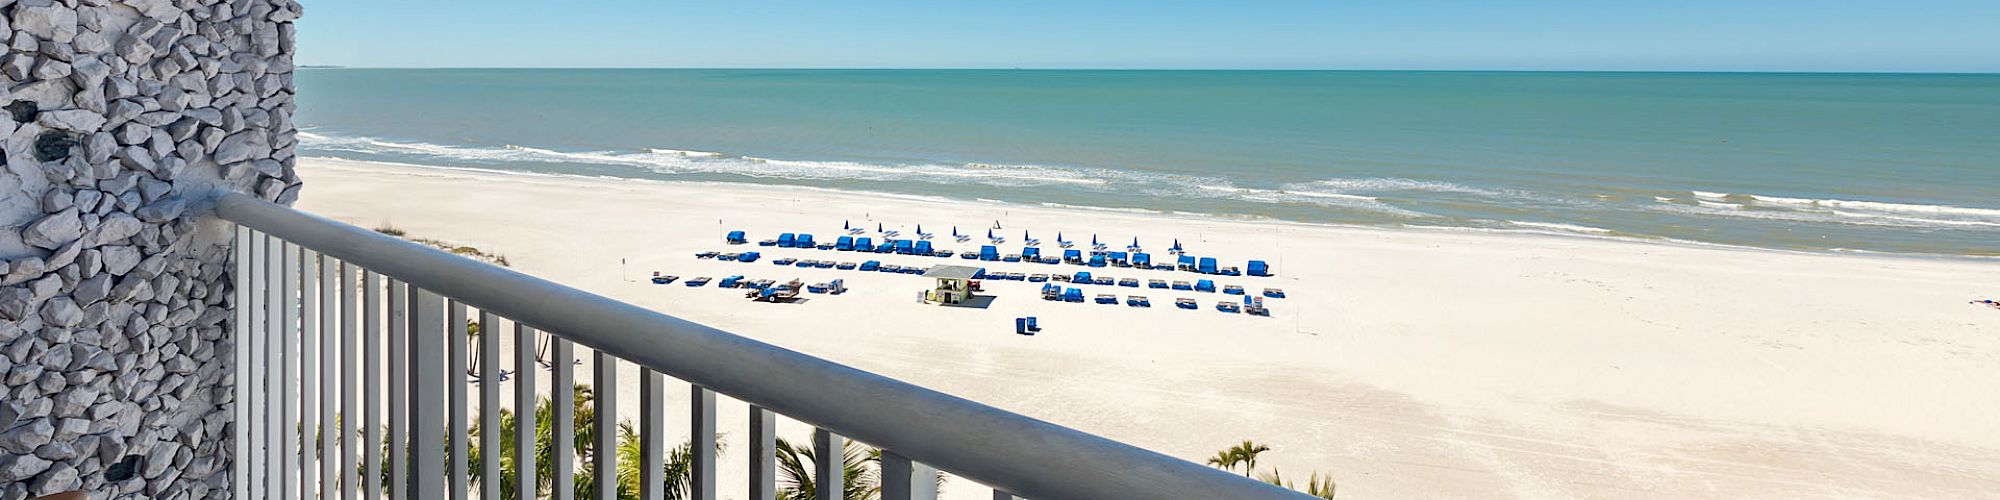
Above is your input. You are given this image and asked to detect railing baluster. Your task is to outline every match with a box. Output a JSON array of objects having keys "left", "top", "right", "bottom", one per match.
[
  {"left": 481, "top": 311, "right": 502, "bottom": 500},
  {"left": 342, "top": 261, "right": 359, "bottom": 500},
  {"left": 301, "top": 248, "right": 320, "bottom": 498},
  {"left": 640, "top": 370, "right": 664, "bottom": 500},
  {"left": 364, "top": 271, "right": 383, "bottom": 500},
  {"left": 285, "top": 241, "right": 301, "bottom": 498},
  {"left": 880, "top": 451, "right": 939, "bottom": 500},
  {"left": 449, "top": 300, "right": 469, "bottom": 500},
  {"left": 266, "top": 234, "right": 283, "bottom": 499},
  {"left": 593, "top": 352, "right": 618, "bottom": 500},
  {"left": 389, "top": 279, "right": 408, "bottom": 500},
  {"left": 323, "top": 255, "right": 340, "bottom": 500},
  {"left": 515, "top": 324, "right": 539, "bottom": 500},
  {"left": 233, "top": 226, "right": 255, "bottom": 500},
  {"left": 748, "top": 406, "right": 775, "bottom": 500},
  {"left": 814, "top": 429, "right": 842, "bottom": 500},
  {"left": 690, "top": 386, "right": 716, "bottom": 500},
  {"left": 414, "top": 288, "right": 447, "bottom": 499},
  {"left": 552, "top": 338, "right": 575, "bottom": 500}
]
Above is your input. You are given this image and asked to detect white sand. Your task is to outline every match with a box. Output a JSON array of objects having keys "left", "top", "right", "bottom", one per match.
[{"left": 295, "top": 158, "right": 2000, "bottom": 499}]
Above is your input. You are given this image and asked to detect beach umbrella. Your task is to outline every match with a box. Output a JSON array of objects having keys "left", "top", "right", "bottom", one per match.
[
  {"left": 987, "top": 228, "right": 995, "bottom": 239},
  {"left": 877, "top": 222, "right": 884, "bottom": 233},
  {"left": 916, "top": 224, "right": 924, "bottom": 235},
  {"left": 1057, "top": 231, "right": 1065, "bottom": 243},
  {"left": 843, "top": 220, "right": 850, "bottom": 230},
  {"left": 1131, "top": 236, "right": 1140, "bottom": 248},
  {"left": 1023, "top": 230, "right": 1031, "bottom": 241},
  {"left": 1092, "top": 234, "right": 1099, "bottom": 246},
  {"left": 1171, "top": 239, "right": 1182, "bottom": 252},
  {"left": 952, "top": 226, "right": 960, "bottom": 237}
]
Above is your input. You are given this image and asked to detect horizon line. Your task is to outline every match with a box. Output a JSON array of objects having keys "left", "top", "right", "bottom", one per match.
[{"left": 296, "top": 66, "right": 2000, "bottom": 75}]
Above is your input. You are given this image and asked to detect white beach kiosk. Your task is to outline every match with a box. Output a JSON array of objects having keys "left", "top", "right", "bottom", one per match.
[{"left": 925, "top": 265, "right": 986, "bottom": 305}]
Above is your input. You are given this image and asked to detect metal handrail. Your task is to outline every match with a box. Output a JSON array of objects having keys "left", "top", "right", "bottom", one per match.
[{"left": 213, "top": 191, "right": 1308, "bottom": 500}]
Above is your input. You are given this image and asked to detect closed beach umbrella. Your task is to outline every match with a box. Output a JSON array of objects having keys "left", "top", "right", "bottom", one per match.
[
  {"left": 1057, "top": 231, "right": 1065, "bottom": 243},
  {"left": 987, "top": 228, "right": 995, "bottom": 239},
  {"left": 916, "top": 224, "right": 923, "bottom": 235},
  {"left": 1024, "top": 230, "right": 1031, "bottom": 241},
  {"left": 844, "top": 220, "right": 851, "bottom": 230},
  {"left": 1092, "top": 234, "right": 1099, "bottom": 245},
  {"left": 952, "top": 226, "right": 960, "bottom": 237},
  {"left": 878, "top": 222, "right": 884, "bottom": 233},
  {"left": 1131, "top": 236, "right": 1140, "bottom": 248}
]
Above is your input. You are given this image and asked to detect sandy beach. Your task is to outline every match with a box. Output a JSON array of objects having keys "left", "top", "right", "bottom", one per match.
[{"left": 294, "top": 157, "right": 2000, "bottom": 499}]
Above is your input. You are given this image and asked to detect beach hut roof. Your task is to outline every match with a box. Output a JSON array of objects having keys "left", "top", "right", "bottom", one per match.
[{"left": 926, "top": 265, "right": 985, "bottom": 280}]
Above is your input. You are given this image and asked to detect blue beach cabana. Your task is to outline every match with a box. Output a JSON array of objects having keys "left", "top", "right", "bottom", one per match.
[
  {"left": 1248, "top": 260, "right": 1270, "bottom": 277},
  {"left": 1194, "top": 279, "right": 1216, "bottom": 293},
  {"left": 1177, "top": 255, "right": 1196, "bottom": 271},
  {"left": 726, "top": 231, "right": 746, "bottom": 244},
  {"left": 1022, "top": 247, "right": 1041, "bottom": 261},
  {"left": 1087, "top": 254, "right": 1107, "bottom": 267},
  {"left": 914, "top": 240, "right": 934, "bottom": 255},
  {"left": 895, "top": 239, "right": 915, "bottom": 255},
  {"left": 777, "top": 233, "right": 796, "bottom": 248},
  {"left": 1132, "top": 252, "right": 1151, "bottom": 268},
  {"left": 796, "top": 233, "right": 815, "bottom": 248},
  {"left": 854, "top": 237, "right": 874, "bottom": 252},
  {"left": 1063, "top": 249, "right": 1083, "bottom": 264},
  {"left": 979, "top": 245, "right": 1000, "bottom": 261},
  {"left": 835, "top": 236, "right": 854, "bottom": 251},
  {"left": 1197, "top": 257, "right": 1218, "bottom": 274}
]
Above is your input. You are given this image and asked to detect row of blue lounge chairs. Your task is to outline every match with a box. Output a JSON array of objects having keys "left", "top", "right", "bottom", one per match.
[
  {"left": 1036, "top": 284, "right": 1268, "bottom": 315},
  {"left": 727, "top": 230, "right": 1275, "bottom": 277},
  {"left": 669, "top": 273, "right": 847, "bottom": 295},
  {"left": 699, "top": 247, "right": 1288, "bottom": 299}
]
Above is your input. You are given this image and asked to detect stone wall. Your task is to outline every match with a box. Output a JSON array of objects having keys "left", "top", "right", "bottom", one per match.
[{"left": 0, "top": 0, "right": 301, "bottom": 498}]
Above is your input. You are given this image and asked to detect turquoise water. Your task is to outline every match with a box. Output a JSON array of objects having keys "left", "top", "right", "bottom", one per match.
[{"left": 294, "top": 69, "right": 2000, "bottom": 256}]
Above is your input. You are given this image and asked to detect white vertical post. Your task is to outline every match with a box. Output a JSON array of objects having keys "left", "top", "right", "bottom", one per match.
[
  {"left": 690, "top": 387, "right": 716, "bottom": 500},
  {"left": 322, "top": 255, "right": 340, "bottom": 500},
  {"left": 480, "top": 311, "right": 502, "bottom": 500},
  {"left": 448, "top": 300, "right": 468, "bottom": 500},
  {"left": 265, "top": 234, "right": 283, "bottom": 499},
  {"left": 748, "top": 406, "right": 775, "bottom": 500},
  {"left": 388, "top": 279, "right": 408, "bottom": 500},
  {"left": 593, "top": 352, "right": 617, "bottom": 500},
  {"left": 363, "top": 271, "right": 383, "bottom": 500},
  {"left": 640, "top": 370, "right": 663, "bottom": 500},
  {"left": 414, "top": 288, "right": 446, "bottom": 499},
  {"left": 552, "top": 338, "right": 574, "bottom": 500},
  {"left": 341, "top": 261, "right": 359, "bottom": 500},
  {"left": 814, "top": 429, "right": 842, "bottom": 500},
  {"left": 283, "top": 241, "right": 300, "bottom": 498},
  {"left": 514, "top": 325, "right": 538, "bottom": 500},
  {"left": 881, "top": 451, "right": 939, "bottom": 500},
  {"left": 232, "top": 226, "right": 253, "bottom": 500},
  {"left": 301, "top": 248, "right": 320, "bottom": 498}
]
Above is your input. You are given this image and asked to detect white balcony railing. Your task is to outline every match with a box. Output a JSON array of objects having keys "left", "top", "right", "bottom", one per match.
[{"left": 215, "top": 191, "right": 1308, "bottom": 500}]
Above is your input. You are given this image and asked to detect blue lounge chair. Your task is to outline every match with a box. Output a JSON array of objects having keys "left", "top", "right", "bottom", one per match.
[
  {"left": 718, "top": 253, "right": 739, "bottom": 262},
  {"left": 1088, "top": 254, "right": 1106, "bottom": 268},
  {"left": 685, "top": 277, "right": 711, "bottom": 287},
  {"left": 1194, "top": 279, "right": 1216, "bottom": 293},
  {"left": 859, "top": 260, "right": 880, "bottom": 271},
  {"left": 718, "top": 276, "right": 744, "bottom": 288},
  {"left": 1223, "top": 285, "right": 1245, "bottom": 295},
  {"left": 1171, "top": 280, "right": 1192, "bottom": 291},
  {"left": 1248, "top": 260, "right": 1270, "bottom": 277},
  {"left": 835, "top": 236, "right": 854, "bottom": 251},
  {"left": 914, "top": 240, "right": 934, "bottom": 255},
  {"left": 1175, "top": 298, "right": 1198, "bottom": 309},
  {"left": 980, "top": 245, "right": 1000, "bottom": 261},
  {"left": 1198, "top": 257, "right": 1218, "bottom": 274},
  {"left": 958, "top": 252, "right": 978, "bottom": 260},
  {"left": 1042, "top": 283, "right": 1061, "bottom": 300},
  {"left": 854, "top": 237, "right": 873, "bottom": 252},
  {"left": 738, "top": 252, "right": 761, "bottom": 263},
  {"left": 794, "top": 260, "right": 814, "bottom": 268},
  {"left": 1026, "top": 317, "right": 1040, "bottom": 332},
  {"left": 1108, "top": 251, "right": 1127, "bottom": 263},
  {"left": 836, "top": 262, "right": 857, "bottom": 270},
  {"left": 1094, "top": 294, "right": 1118, "bottom": 304},
  {"left": 1073, "top": 271, "right": 1092, "bottom": 284},
  {"left": 777, "top": 233, "right": 796, "bottom": 248},
  {"left": 796, "top": 234, "right": 815, "bottom": 248},
  {"left": 1132, "top": 252, "right": 1151, "bottom": 268},
  {"left": 875, "top": 242, "right": 896, "bottom": 253},
  {"left": 1063, "top": 288, "right": 1085, "bottom": 303},
  {"left": 1177, "top": 255, "right": 1196, "bottom": 271},
  {"left": 725, "top": 231, "right": 747, "bottom": 244},
  {"left": 1263, "top": 288, "right": 1286, "bottom": 298},
  {"left": 1118, "top": 278, "right": 1139, "bottom": 288}
]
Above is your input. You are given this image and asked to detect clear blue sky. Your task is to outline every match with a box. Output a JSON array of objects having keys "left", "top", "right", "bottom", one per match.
[{"left": 297, "top": 0, "right": 2000, "bottom": 72}]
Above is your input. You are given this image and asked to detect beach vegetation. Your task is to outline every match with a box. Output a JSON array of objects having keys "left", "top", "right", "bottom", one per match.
[{"left": 1207, "top": 440, "right": 1335, "bottom": 498}]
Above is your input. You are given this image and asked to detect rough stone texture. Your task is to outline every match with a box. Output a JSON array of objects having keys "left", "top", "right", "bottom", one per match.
[{"left": 1, "top": 0, "right": 300, "bottom": 498}]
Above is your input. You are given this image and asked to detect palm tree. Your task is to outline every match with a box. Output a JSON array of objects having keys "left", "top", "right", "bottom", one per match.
[
  {"left": 1259, "top": 469, "right": 1336, "bottom": 499},
  {"left": 774, "top": 437, "right": 879, "bottom": 500},
  {"left": 1228, "top": 440, "right": 1272, "bottom": 477},
  {"left": 1206, "top": 450, "right": 1243, "bottom": 474},
  {"left": 465, "top": 383, "right": 723, "bottom": 500}
]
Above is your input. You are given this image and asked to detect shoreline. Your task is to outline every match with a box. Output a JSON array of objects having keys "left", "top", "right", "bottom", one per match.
[
  {"left": 297, "top": 156, "right": 1999, "bottom": 264},
  {"left": 295, "top": 156, "right": 2000, "bottom": 499}
]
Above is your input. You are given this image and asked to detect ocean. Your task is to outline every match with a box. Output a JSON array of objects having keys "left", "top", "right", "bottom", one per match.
[{"left": 293, "top": 69, "right": 2000, "bottom": 257}]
